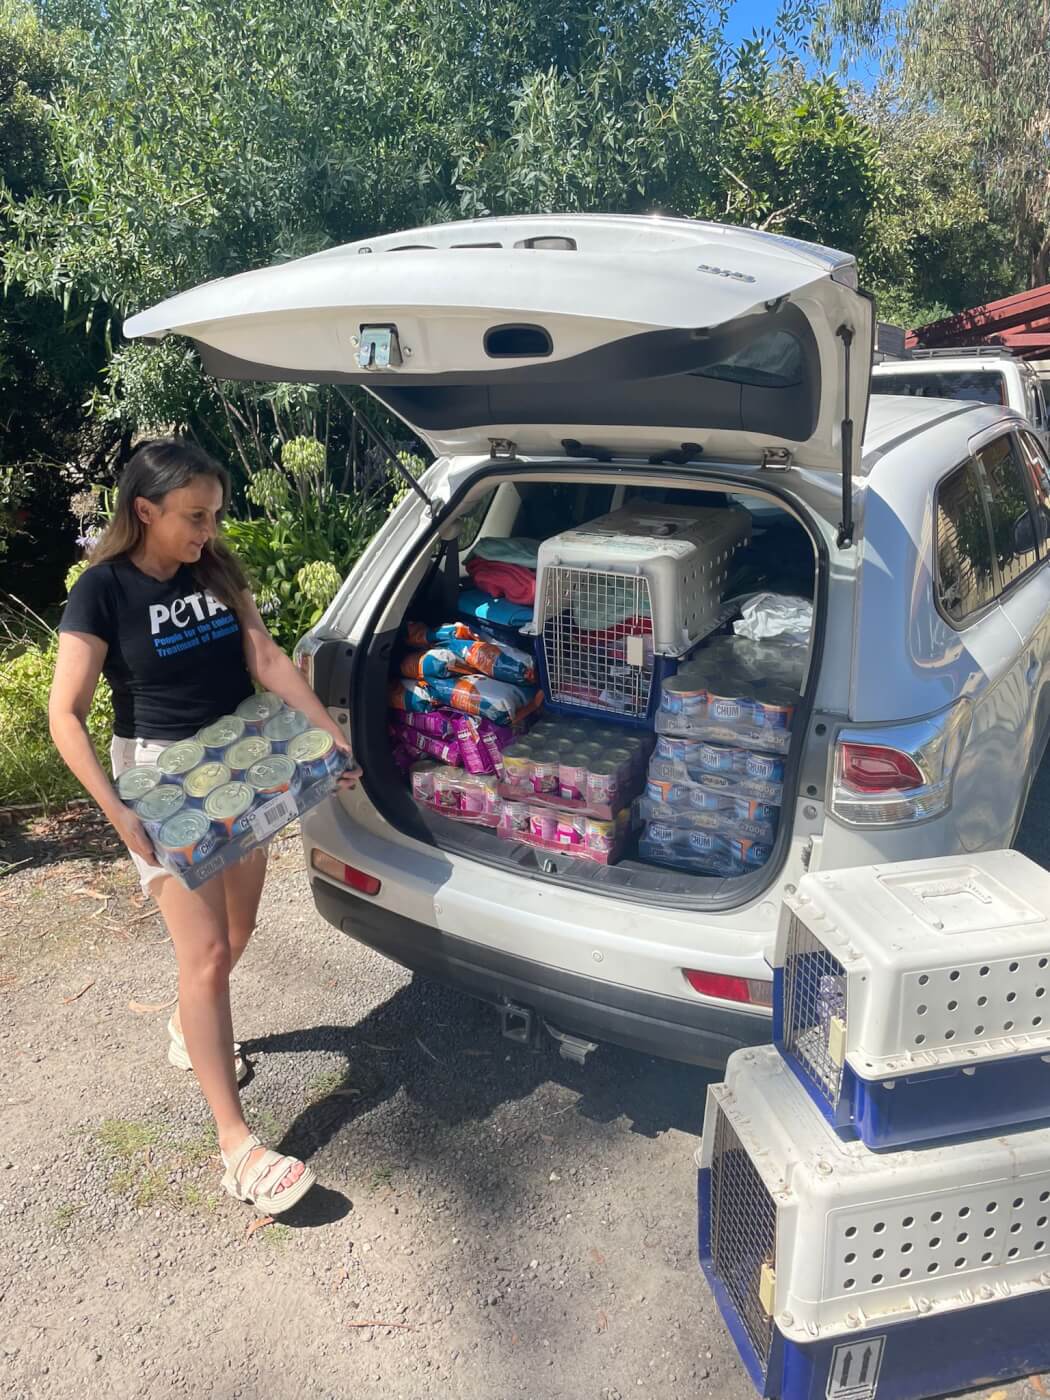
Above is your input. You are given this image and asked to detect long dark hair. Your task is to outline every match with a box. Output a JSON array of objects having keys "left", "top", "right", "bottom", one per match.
[{"left": 89, "top": 438, "right": 248, "bottom": 610}]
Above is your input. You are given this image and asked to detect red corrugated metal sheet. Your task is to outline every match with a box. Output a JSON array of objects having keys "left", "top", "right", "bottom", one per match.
[{"left": 906, "top": 284, "right": 1050, "bottom": 357}]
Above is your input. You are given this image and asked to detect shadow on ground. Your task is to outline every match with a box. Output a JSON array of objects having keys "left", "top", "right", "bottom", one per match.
[{"left": 245, "top": 973, "right": 717, "bottom": 1227}]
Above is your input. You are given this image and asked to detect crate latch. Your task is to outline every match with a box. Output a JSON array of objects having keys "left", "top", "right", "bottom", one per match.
[
  {"left": 828, "top": 1014, "right": 847, "bottom": 1067},
  {"left": 355, "top": 324, "right": 402, "bottom": 370},
  {"left": 758, "top": 1261, "right": 776, "bottom": 1315},
  {"left": 625, "top": 634, "right": 647, "bottom": 668}
]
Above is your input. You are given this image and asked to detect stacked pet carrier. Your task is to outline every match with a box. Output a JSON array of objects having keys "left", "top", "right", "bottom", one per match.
[
  {"left": 700, "top": 850, "right": 1050, "bottom": 1400},
  {"left": 530, "top": 504, "right": 750, "bottom": 727}
]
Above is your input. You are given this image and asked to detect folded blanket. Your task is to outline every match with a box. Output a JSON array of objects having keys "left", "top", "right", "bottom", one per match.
[
  {"left": 466, "top": 558, "right": 536, "bottom": 606},
  {"left": 458, "top": 588, "right": 534, "bottom": 632},
  {"left": 469, "top": 537, "right": 541, "bottom": 567}
]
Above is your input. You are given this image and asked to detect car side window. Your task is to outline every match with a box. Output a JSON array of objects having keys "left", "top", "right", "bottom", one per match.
[
  {"left": 974, "top": 434, "right": 1040, "bottom": 587},
  {"left": 1016, "top": 430, "right": 1050, "bottom": 550},
  {"left": 935, "top": 461, "right": 997, "bottom": 625}
]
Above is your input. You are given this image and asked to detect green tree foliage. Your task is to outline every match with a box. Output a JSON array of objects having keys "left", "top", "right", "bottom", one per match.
[
  {"left": 829, "top": 0, "right": 1050, "bottom": 287},
  {"left": 0, "top": 0, "right": 116, "bottom": 589}
]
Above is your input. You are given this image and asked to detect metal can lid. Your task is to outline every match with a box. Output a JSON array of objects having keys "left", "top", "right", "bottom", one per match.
[
  {"left": 117, "top": 766, "right": 163, "bottom": 800},
  {"left": 197, "top": 715, "right": 246, "bottom": 747},
  {"left": 528, "top": 748, "right": 560, "bottom": 766},
  {"left": 235, "top": 690, "right": 283, "bottom": 722},
  {"left": 225, "top": 736, "right": 273, "bottom": 767},
  {"left": 157, "top": 740, "right": 206, "bottom": 775},
  {"left": 184, "top": 761, "right": 232, "bottom": 796},
  {"left": 262, "top": 709, "right": 309, "bottom": 741},
  {"left": 204, "top": 781, "right": 255, "bottom": 820},
  {"left": 136, "top": 784, "right": 186, "bottom": 819},
  {"left": 246, "top": 755, "right": 297, "bottom": 789},
  {"left": 588, "top": 759, "right": 621, "bottom": 776},
  {"left": 288, "top": 728, "right": 335, "bottom": 763},
  {"left": 158, "top": 809, "right": 212, "bottom": 847}
]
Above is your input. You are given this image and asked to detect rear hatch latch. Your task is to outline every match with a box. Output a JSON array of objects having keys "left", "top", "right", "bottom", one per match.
[{"left": 354, "top": 324, "right": 403, "bottom": 370}]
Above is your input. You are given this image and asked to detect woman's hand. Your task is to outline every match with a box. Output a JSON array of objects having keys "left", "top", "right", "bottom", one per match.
[
  {"left": 109, "top": 804, "right": 157, "bottom": 863},
  {"left": 331, "top": 734, "right": 361, "bottom": 790}
]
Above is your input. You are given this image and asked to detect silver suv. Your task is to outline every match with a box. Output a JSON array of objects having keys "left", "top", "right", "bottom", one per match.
[
  {"left": 126, "top": 214, "right": 1050, "bottom": 1067},
  {"left": 872, "top": 347, "right": 1050, "bottom": 453}
]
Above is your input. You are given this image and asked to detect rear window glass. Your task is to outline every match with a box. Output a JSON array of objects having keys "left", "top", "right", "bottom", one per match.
[
  {"left": 935, "top": 462, "right": 996, "bottom": 624},
  {"left": 976, "top": 435, "right": 1039, "bottom": 586},
  {"left": 873, "top": 370, "right": 1007, "bottom": 405},
  {"left": 692, "top": 329, "right": 804, "bottom": 388}
]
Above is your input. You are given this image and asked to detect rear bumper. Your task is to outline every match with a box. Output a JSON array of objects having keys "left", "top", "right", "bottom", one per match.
[{"left": 311, "top": 878, "right": 771, "bottom": 1068}]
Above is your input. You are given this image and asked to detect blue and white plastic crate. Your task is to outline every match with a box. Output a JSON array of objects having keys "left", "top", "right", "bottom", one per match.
[
  {"left": 528, "top": 503, "right": 749, "bottom": 726},
  {"left": 772, "top": 851, "right": 1050, "bottom": 1149},
  {"left": 698, "top": 1044, "right": 1050, "bottom": 1400}
]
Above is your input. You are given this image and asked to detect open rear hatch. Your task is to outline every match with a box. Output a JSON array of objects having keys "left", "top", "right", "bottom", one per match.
[{"left": 125, "top": 213, "right": 873, "bottom": 491}]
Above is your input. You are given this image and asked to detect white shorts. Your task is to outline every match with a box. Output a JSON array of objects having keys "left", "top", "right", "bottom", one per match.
[{"left": 110, "top": 735, "right": 175, "bottom": 896}]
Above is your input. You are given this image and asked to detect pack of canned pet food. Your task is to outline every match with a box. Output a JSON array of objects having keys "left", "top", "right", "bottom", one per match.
[
  {"left": 496, "top": 714, "right": 652, "bottom": 820},
  {"left": 115, "top": 693, "right": 348, "bottom": 889},
  {"left": 652, "top": 634, "right": 801, "bottom": 755},
  {"left": 496, "top": 799, "right": 630, "bottom": 864}
]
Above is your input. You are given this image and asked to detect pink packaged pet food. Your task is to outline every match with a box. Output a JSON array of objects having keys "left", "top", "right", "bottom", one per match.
[
  {"left": 388, "top": 721, "right": 461, "bottom": 767},
  {"left": 397, "top": 709, "right": 457, "bottom": 739}
]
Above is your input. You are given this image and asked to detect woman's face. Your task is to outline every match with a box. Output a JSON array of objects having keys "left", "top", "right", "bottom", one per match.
[{"left": 136, "top": 476, "right": 224, "bottom": 565}]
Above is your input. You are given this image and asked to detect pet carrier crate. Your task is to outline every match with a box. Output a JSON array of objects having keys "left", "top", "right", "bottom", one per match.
[
  {"left": 772, "top": 851, "right": 1050, "bottom": 1149},
  {"left": 698, "top": 1043, "right": 1050, "bottom": 1400},
  {"left": 529, "top": 504, "right": 750, "bottom": 726}
]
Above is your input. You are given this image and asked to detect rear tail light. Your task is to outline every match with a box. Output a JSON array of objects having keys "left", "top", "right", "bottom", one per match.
[
  {"left": 311, "top": 849, "right": 381, "bottom": 896},
  {"left": 830, "top": 700, "right": 971, "bottom": 826},
  {"left": 838, "top": 742, "right": 924, "bottom": 793},
  {"left": 684, "top": 968, "right": 773, "bottom": 1008}
]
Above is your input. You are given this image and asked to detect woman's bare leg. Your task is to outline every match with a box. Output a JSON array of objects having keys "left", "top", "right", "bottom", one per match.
[
  {"left": 170, "top": 848, "right": 266, "bottom": 1033},
  {"left": 225, "top": 847, "right": 267, "bottom": 971},
  {"left": 154, "top": 871, "right": 302, "bottom": 1193}
]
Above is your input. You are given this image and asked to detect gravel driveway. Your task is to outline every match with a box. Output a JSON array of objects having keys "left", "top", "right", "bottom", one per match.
[{"left": 2, "top": 786, "right": 1049, "bottom": 1400}]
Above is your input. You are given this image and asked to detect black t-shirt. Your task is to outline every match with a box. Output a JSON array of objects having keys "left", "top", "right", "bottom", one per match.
[{"left": 59, "top": 558, "right": 255, "bottom": 740}]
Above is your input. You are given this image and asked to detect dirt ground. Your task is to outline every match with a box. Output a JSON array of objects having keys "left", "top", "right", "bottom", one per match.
[{"left": 1, "top": 809, "right": 1048, "bottom": 1400}]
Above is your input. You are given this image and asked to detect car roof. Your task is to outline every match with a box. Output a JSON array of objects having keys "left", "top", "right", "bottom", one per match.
[
  {"left": 861, "top": 393, "right": 989, "bottom": 457},
  {"left": 872, "top": 355, "right": 1022, "bottom": 375}
]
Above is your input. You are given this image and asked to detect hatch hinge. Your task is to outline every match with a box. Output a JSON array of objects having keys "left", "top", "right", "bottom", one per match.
[
  {"left": 837, "top": 324, "right": 856, "bottom": 549},
  {"left": 761, "top": 448, "right": 793, "bottom": 471},
  {"left": 488, "top": 438, "right": 518, "bottom": 460},
  {"left": 333, "top": 386, "right": 436, "bottom": 517}
]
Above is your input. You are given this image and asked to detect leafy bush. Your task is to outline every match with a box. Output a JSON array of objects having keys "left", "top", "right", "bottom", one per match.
[
  {"left": 224, "top": 435, "right": 391, "bottom": 651},
  {"left": 0, "top": 599, "right": 113, "bottom": 808}
]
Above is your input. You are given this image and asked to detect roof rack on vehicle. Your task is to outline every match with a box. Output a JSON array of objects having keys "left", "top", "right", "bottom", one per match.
[{"left": 908, "top": 346, "right": 1015, "bottom": 360}]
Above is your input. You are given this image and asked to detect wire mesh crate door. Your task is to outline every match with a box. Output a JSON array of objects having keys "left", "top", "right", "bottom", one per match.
[
  {"left": 539, "top": 565, "right": 654, "bottom": 718},
  {"left": 709, "top": 1107, "right": 778, "bottom": 1367},
  {"left": 783, "top": 914, "right": 848, "bottom": 1109}
]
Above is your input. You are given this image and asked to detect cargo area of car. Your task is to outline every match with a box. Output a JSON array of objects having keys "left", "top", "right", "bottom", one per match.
[{"left": 351, "top": 466, "right": 822, "bottom": 908}]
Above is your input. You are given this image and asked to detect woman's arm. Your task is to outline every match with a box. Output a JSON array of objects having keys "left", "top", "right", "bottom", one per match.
[
  {"left": 238, "top": 593, "right": 358, "bottom": 770},
  {"left": 48, "top": 632, "right": 154, "bottom": 861}
]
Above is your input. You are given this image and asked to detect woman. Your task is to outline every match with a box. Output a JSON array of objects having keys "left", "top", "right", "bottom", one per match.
[{"left": 50, "top": 438, "right": 356, "bottom": 1215}]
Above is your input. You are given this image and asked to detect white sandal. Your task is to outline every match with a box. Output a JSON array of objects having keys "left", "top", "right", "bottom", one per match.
[
  {"left": 220, "top": 1133, "right": 316, "bottom": 1214},
  {"left": 167, "top": 1016, "right": 249, "bottom": 1083}
]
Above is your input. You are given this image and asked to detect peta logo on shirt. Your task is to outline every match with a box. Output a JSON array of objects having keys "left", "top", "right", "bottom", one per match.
[{"left": 149, "top": 590, "right": 240, "bottom": 659}]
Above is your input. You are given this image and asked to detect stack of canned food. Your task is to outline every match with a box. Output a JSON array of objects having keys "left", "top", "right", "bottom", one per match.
[
  {"left": 636, "top": 745, "right": 787, "bottom": 879},
  {"left": 498, "top": 715, "right": 652, "bottom": 816},
  {"left": 407, "top": 714, "right": 648, "bottom": 864},
  {"left": 116, "top": 692, "right": 346, "bottom": 877},
  {"left": 654, "top": 636, "right": 799, "bottom": 755}
]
